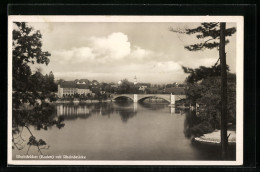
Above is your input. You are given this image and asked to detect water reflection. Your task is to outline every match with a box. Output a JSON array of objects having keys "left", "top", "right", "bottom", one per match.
[
  {"left": 182, "top": 109, "right": 236, "bottom": 160},
  {"left": 138, "top": 102, "right": 168, "bottom": 110},
  {"left": 57, "top": 103, "right": 190, "bottom": 123},
  {"left": 183, "top": 110, "right": 199, "bottom": 139},
  {"left": 13, "top": 101, "right": 235, "bottom": 160},
  {"left": 183, "top": 109, "right": 215, "bottom": 139},
  {"left": 56, "top": 102, "right": 139, "bottom": 123}
]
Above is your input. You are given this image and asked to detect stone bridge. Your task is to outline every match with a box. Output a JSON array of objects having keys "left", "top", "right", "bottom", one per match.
[{"left": 111, "top": 94, "right": 186, "bottom": 105}]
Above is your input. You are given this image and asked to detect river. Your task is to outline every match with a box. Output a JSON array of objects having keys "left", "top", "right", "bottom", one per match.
[{"left": 12, "top": 102, "right": 235, "bottom": 160}]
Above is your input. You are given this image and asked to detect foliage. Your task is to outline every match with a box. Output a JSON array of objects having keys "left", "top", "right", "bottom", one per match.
[
  {"left": 12, "top": 22, "right": 64, "bottom": 155},
  {"left": 56, "top": 79, "right": 65, "bottom": 85},
  {"left": 184, "top": 71, "right": 236, "bottom": 131},
  {"left": 117, "top": 79, "right": 138, "bottom": 94},
  {"left": 169, "top": 22, "right": 236, "bottom": 51},
  {"left": 13, "top": 23, "right": 50, "bottom": 94},
  {"left": 170, "top": 22, "right": 236, "bottom": 130},
  {"left": 185, "top": 120, "right": 215, "bottom": 138},
  {"left": 182, "top": 64, "right": 229, "bottom": 83},
  {"left": 166, "top": 82, "right": 178, "bottom": 88},
  {"left": 184, "top": 74, "right": 236, "bottom": 138},
  {"left": 172, "top": 23, "right": 236, "bottom": 161},
  {"left": 28, "top": 70, "right": 57, "bottom": 93},
  {"left": 47, "top": 71, "right": 58, "bottom": 92}
]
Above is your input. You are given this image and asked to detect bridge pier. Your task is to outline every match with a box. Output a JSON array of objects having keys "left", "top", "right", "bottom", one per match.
[
  {"left": 170, "top": 94, "right": 175, "bottom": 105},
  {"left": 134, "top": 94, "right": 138, "bottom": 103}
]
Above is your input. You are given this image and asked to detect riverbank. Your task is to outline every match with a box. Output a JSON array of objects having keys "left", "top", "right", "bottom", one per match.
[
  {"left": 55, "top": 99, "right": 112, "bottom": 104},
  {"left": 194, "top": 130, "right": 236, "bottom": 145}
]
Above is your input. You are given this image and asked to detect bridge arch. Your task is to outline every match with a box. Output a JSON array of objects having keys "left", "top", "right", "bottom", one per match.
[
  {"left": 111, "top": 94, "right": 185, "bottom": 104},
  {"left": 112, "top": 94, "right": 134, "bottom": 101},
  {"left": 137, "top": 95, "right": 171, "bottom": 103}
]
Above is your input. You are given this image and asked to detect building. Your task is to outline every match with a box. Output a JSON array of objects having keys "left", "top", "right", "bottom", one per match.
[
  {"left": 77, "top": 84, "right": 91, "bottom": 95},
  {"left": 77, "top": 81, "right": 86, "bottom": 84},
  {"left": 79, "top": 79, "right": 91, "bottom": 85},
  {"left": 58, "top": 81, "right": 76, "bottom": 97},
  {"left": 57, "top": 81, "right": 92, "bottom": 98},
  {"left": 138, "top": 85, "right": 147, "bottom": 92},
  {"left": 136, "top": 82, "right": 151, "bottom": 88}
]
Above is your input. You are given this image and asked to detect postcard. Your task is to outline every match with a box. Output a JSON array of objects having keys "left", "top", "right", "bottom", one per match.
[{"left": 8, "top": 15, "right": 243, "bottom": 165}]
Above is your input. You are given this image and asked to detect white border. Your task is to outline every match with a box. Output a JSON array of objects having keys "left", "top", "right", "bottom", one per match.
[{"left": 8, "top": 15, "right": 244, "bottom": 166}]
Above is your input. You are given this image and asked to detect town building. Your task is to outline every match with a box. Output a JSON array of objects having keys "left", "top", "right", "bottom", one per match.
[
  {"left": 77, "top": 84, "right": 91, "bottom": 95},
  {"left": 57, "top": 81, "right": 92, "bottom": 98},
  {"left": 138, "top": 85, "right": 147, "bottom": 92}
]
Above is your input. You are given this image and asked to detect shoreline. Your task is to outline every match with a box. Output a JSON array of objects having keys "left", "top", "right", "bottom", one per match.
[
  {"left": 54, "top": 99, "right": 112, "bottom": 104},
  {"left": 193, "top": 130, "right": 236, "bottom": 145}
]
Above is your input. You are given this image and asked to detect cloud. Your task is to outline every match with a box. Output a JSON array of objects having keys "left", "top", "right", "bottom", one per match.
[
  {"left": 52, "top": 47, "right": 94, "bottom": 64},
  {"left": 52, "top": 32, "right": 133, "bottom": 64},
  {"left": 51, "top": 32, "right": 157, "bottom": 65},
  {"left": 130, "top": 46, "right": 152, "bottom": 59},
  {"left": 178, "top": 57, "right": 217, "bottom": 69},
  {"left": 90, "top": 32, "right": 131, "bottom": 60},
  {"left": 49, "top": 32, "right": 185, "bottom": 82},
  {"left": 153, "top": 61, "right": 182, "bottom": 72},
  {"left": 74, "top": 47, "right": 95, "bottom": 62}
]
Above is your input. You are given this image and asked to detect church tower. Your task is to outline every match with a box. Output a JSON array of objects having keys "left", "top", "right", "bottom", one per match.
[{"left": 134, "top": 75, "right": 138, "bottom": 85}]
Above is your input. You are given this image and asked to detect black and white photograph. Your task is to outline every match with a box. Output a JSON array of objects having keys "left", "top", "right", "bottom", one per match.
[{"left": 8, "top": 16, "right": 243, "bottom": 165}]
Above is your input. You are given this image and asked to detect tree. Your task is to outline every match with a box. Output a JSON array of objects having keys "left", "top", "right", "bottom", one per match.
[
  {"left": 182, "top": 64, "right": 227, "bottom": 106},
  {"left": 13, "top": 22, "right": 51, "bottom": 107},
  {"left": 12, "top": 22, "right": 64, "bottom": 155},
  {"left": 117, "top": 79, "right": 138, "bottom": 94},
  {"left": 57, "top": 79, "right": 65, "bottom": 85},
  {"left": 48, "top": 71, "right": 58, "bottom": 92},
  {"left": 182, "top": 65, "right": 225, "bottom": 83},
  {"left": 170, "top": 23, "right": 236, "bottom": 51},
  {"left": 183, "top": 71, "right": 236, "bottom": 139},
  {"left": 170, "top": 22, "right": 236, "bottom": 159},
  {"left": 166, "top": 84, "right": 172, "bottom": 88},
  {"left": 28, "top": 68, "right": 45, "bottom": 92}
]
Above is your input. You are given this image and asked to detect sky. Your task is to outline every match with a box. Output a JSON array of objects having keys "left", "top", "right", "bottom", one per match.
[{"left": 26, "top": 22, "right": 237, "bottom": 84}]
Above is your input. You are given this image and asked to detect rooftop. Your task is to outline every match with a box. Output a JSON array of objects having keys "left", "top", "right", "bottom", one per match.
[
  {"left": 77, "top": 84, "right": 90, "bottom": 89},
  {"left": 60, "top": 81, "right": 77, "bottom": 88},
  {"left": 60, "top": 81, "right": 90, "bottom": 89}
]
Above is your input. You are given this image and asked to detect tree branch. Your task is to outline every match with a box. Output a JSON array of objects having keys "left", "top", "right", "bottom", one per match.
[
  {"left": 214, "top": 58, "right": 220, "bottom": 67},
  {"left": 26, "top": 145, "right": 31, "bottom": 155},
  {"left": 25, "top": 125, "right": 43, "bottom": 155},
  {"left": 12, "top": 134, "right": 24, "bottom": 150}
]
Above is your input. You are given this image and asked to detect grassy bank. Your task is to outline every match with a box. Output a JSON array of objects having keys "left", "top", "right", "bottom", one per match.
[{"left": 194, "top": 130, "right": 236, "bottom": 145}]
